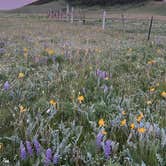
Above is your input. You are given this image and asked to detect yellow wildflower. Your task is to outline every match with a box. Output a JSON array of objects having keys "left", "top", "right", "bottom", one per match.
[
  {"left": 156, "top": 83, "right": 160, "bottom": 87},
  {"left": 120, "top": 119, "right": 126, "bottom": 126},
  {"left": 138, "top": 127, "right": 146, "bottom": 133},
  {"left": 46, "top": 48, "right": 55, "bottom": 56},
  {"left": 136, "top": 116, "right": 142, "bottom": 122},
  {"left": 149, "top": 87, "right": 155, "bottom": 92},
  {"left": 130, "top": 123, "right": 135, "bottom": 129},
  {"left": 98, "top": 119, "right": 105, "bottom": 127},
  {"left": 104, "top": 77, "right": 109, "bottom": 80},
  {"left": 147, "top": 100, "right": 152, "bottom": 105},
  {"left": 140, "top": 112, "right": 144, "bottom": 118},
  {"left": 128, "top": 48, "right": 132, "bottom": 52},
  {"left": 23, "top": 48, "right": 28, "bottom": 57},
  {"left": 122, "top": 111, "right": 126, "bottom": 115},
  {"left": 18, "top": 72, "right": 25, "bottom": 79},
  {"left": 136, "top": 113, "right": 143, "bottom": 122},
  {"left": 49, "top": 99, "right": 56, "bottom": 106},
  {"left": 101, "top": 130, "right": 107, "bottom": 135},
  {"left": 24, "top": 48, "right": 28, "bottom": 53},
  {"left": 157, "top": 48, "right": 161, "bottom": 54},
  {"left": 147, "top": 60, "right": 156, "bottom": 65},
  {"left": 161, "top": 91, "right": 166, "bottom": 98},
  {"left": 77, "top": 95, "right": 84, "bottom": 103},
  {"left": 19, "top": 105, "right": 26, "bottom": 113}
]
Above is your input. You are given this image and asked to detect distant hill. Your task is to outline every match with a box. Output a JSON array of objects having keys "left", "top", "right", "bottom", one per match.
[
  {"left": 4, "top": 0, "right": 66, "bottom": 13},
  {"left": 30, "top": 0, "right": 56, "bottom": 5},
  {"left": 1, "top": 0, "right": 166, "bottom": 16}
]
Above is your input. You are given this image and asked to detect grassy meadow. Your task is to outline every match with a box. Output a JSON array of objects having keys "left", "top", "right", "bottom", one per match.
[{"left": 0, "top": 5, "right": 166, "bottom": 166}]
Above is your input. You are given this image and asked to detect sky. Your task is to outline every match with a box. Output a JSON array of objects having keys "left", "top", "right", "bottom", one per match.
[{"left": 0, "top": 0, "right": 38, "bottom": 10}]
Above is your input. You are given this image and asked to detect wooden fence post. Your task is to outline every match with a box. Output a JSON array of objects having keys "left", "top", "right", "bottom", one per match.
[
  {"left": 121, "top": 13, "right": 125, "bottom": 33},
  {"left": 60, "top": 9, "right": 62, "bottom": 21},
  {"left": 48, "top": 9, "right": 52, "bottom": 18},
  {"left": 66, "top": 3, "right": 70, "bottom": 21},
  {"left": 102, "top": 11, "right": 106, "bottom": 30},
  {"left": 71, "top": 7, "right": 74, "bottom": 23},
  {"left": 48, "top": 9, "right": 50, "bottom": 18},
  {"left": 83, "top": 13, "right": 85, "bottom": 25},
  {"left": 147, "top": 16, "right": 153, "bottom": 40}
]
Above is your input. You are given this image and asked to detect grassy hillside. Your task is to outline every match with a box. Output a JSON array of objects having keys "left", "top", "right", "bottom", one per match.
[{"left": 1, "top": 1, "right": 166, "bottom": 16}]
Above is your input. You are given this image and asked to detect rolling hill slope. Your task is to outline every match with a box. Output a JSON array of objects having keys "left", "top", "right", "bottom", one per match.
[{"left": 1, "top": 0, "right": 166, "bottom": 16}]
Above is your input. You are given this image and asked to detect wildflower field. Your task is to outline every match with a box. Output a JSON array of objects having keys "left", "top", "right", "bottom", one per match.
[{"left": 0, "top": 13, "right": 166, "bottom": 166}]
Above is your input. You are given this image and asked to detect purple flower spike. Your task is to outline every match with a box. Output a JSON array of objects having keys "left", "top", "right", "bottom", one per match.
[
  {"left": 103, "top": 140, "right": 112, "bottom": 159},
  {"left": 44, "top": 148, "right": 52, "bottom": 166},
  {"left": 103, "top": 85, "right": 108, "bottom": 93},
  {"left": 53, "top": 153, "right": 59, "bottom": 165},
  {"left": 96, "top": 69, "right": 100, "bottom": 76},
  {"left": 4, "top": 81, "right": 10, "bottom": 91},
  {"left": 33, "top": 139, "right": 41, "bottom": 155},
  {"left": 96, "top": 132, "right": 104, "bottom": 148},
  {"left": 20, "top": 141, "right": 26, "bottom": 160},
  {"left": 26, "top": 141, "right": 33, "bottom": 156}
]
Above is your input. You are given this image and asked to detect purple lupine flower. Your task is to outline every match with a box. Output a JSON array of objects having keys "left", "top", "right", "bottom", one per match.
[
  {"left": 3, "top": 81, "right": 10, "bottom": 91},
  {"left": 0, "top": 48, "right": 5, "bottom": 54},
  {"left": 111, "top": 118, "right": 120, "bottom": 127},
  {"left": 103, "top": 140, "right": 112, "bottom": 159},
  {"left": 26, "top": 141, "right": 33, "bottom": 156},
  {"left": 44, "top": 148, "right": 52, "bottom": 166},
  {"left": 104, "top": 71, "right": 107, "bottom": 78},
  {"left": 154, "top": 124, "right": 160, "bottom": 137},
  {"left": 53, "top": 153, "right": 59, "bottom": 165},
  {"left": 96, "top": 132, "right": 104, "bottom": 148},
  {"left": 100, "top": 71, "right": 105, "bottom": 79},
  {"left": 96, "top": 69, "right": 100, "bottom": 76},
  {"left": 20, "top": 141, "right": 26, "bottom": 160},
  {"left": 145, "top": 122, "right": 150, "bottom": 129},
  {"left": 102, "top": 84, "right": 108, "bottom": 93},
  {"left": 139, "top": 122, "right": 144, "bottom": 128},
  {"left": 33, "top": 139, "right": 41, "bottom": 155}
]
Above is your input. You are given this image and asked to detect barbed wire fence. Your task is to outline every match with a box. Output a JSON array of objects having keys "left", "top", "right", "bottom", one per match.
[{"left": 46, "top": 5, "right": 166, "bottom": 40}]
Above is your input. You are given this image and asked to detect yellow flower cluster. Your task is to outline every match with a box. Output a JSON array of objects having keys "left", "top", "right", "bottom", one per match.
[
  {"left": 157, "top": 48, "right": 161, "bottom": 54},
  {"left": 24, "top": 47, "right": 28, "bottom": 57},
  {"left": 101, "top": 130, "right": 107, "bottom": 135},
  {"left": 49, "top": 99, "right": 57, "bottom": 107},
  {"left": 137, "top": 127, "right": 146, "bottom": 133},
  {"left": 77, "top": 95, "right": 84, "bottom": 104},
  {"left": 128, "top": 48, "right": 132, "bottom": 53},
  {"left": 19, "top": 105, "right": 26, "bottom": 113},
  {"left": 120, "top": 119, "right": 126, "bottom": 126},
  {"left": 45, "top": 48, "right": 55, "bottom": 56},
  {"left": 122, "top": 111, "right": 126, "bottom": 115},
  {"left": 98, "top": 118, "right": 105, "bottom": 127},
  {"left": 149, "top": 87, "right": 155, "bottom": 92},
  {"left": 136, "top": 112, "right": 144, "bottom": 123},
  {"left": 18, "top": 72, "right": 25, "bottom": 79},
  {"left": 147, "top": 100, "right": 152, "bottom": 105},
  {"left": 130, "top": 123, "right": 135, "bottom": 129},
  {"left": 161, "top": 91, "right": 166, "bottom": 98},
  {"left": 147, "top": 60, "right": 156, "bottom": 65}
]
